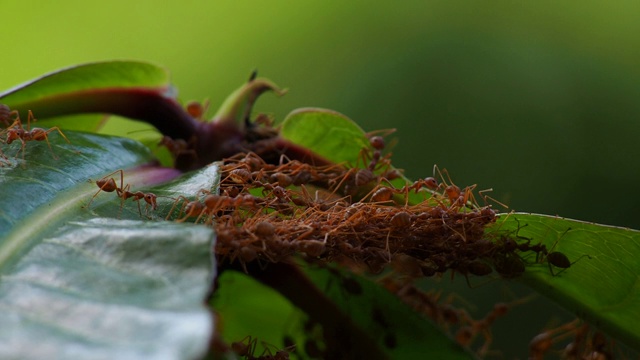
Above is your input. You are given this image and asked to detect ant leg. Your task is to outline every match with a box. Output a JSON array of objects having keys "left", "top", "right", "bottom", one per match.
[
  {"left": 12, "top": 138, "right": 26, "bottom": 161},
  {"left": 513, "top": 218, "right": 531, "bottom": 240},
  {"left": 118, "top": 183, "right": 133, "bottom": 217},
  {"left": 43, "top": 126, "right": 72, "bottom": 144},
  {"left": 478, "top": 188, "right": 509, "bottom": 209},
  {"left": 30, "top": 126, "right": 72, "bottom": 160},
  {"left": 0, "top": 146, "right": 10, "bottom": 166},
  {"left": 166, "top": 195, "right": 189, "bottom": 220}
]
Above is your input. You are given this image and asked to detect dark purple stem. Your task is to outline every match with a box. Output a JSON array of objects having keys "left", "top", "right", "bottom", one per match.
[
  {"left": 14, "top": 88, "right": 199, "bottom": 141},
  {"left": 5, "top": 78, "right": 336, "bottom": 172}
]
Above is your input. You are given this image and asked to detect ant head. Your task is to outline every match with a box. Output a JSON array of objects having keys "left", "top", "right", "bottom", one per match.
[
  {"left": 144, "top": 193, "right": 157, "bottom": 209},
  {"left": 5, "top": 129, "right": 22, "bottom": 142},
  {"left": 423, "top": 177, "right": 439, "bottom": 190},
  {"left": 369, "top": 136, "right": 385, "bottom": 150}
]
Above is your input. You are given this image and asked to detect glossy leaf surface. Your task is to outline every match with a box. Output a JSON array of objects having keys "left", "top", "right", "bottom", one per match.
[{"left": 0, "top": 131, "right": 217, "bottom": 359}]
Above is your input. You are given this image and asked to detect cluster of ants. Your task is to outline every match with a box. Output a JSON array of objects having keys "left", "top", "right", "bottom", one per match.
[
  {"left": 0, "top": 102, "right": 575, "bottom": 285},
  {"left": 0, "top": 104, "right": 71, "bottom": 166},
  {"left": 383, "top": 278, "right": 619, "bottom": 359},
  {"left": 151, "top": 132, "right": 577, "bottom": 283}
]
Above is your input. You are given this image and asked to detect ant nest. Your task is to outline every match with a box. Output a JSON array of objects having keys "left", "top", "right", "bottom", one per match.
[{"left": 162, "top": 135, "right": 541, "bottom": 282}]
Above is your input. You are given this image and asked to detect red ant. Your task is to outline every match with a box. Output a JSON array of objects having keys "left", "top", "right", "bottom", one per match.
[
  {"left": 455, "top": 296, "right": 533, "bottom": 357},
  {"left": 185, "top": 99, "right": 210, "bottom": 120},
  {"left": 165, "top": 195, "right": 207, "bottom": 222},
  {"left": 0, "top": 104, "right": 18, "bottom": 127},
  {"left": 85, "top": 169, "right": 158, "bottom": 217},
  {"left": 529, "top": 319, "right": 582, "bottom": 360},
  {"left": 363, "top": 129, "right": 396, "bottom": 173},
  {"left": 0, "top": 108, "right": 71, "bottom": 161},
  {"left": 432, "top": 165, "right": 507, "bottom": 210},
  {"left": 167, "top": 190, "right": 260, "bottom": 224},
  {"left": 158, "top": 135, "right": 197, "bottom": 161}
]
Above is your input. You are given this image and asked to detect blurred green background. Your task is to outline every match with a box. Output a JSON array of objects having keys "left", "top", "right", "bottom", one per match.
[{"left": 3, "top": 1, "right": 639, "bottom": 228}]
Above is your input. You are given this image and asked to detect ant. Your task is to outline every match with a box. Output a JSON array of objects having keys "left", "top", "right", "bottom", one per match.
[
  {"left": 167, "top": 190, "right": 261, "bottom": 224},
  {"left": 231, "top": 335, "right": 294, "bottom": 360},
  {"left": 431, "top": 165, "right": 507, "bottom": 210},
  {"left": 529, "top": 319, "right": 582, "bottom": 360},
  {"left": 0, "top": 108, "right": 72, "bottom": 161},
  {"left": 231, "top": 335, "right": 258, "bottom": 359},
  {"left": 185, "top": 99, "right": 210, "bottom": 120},
  {"left": 165, "top": 195, "right": 207, "bottom": 222},
  {"left": 362, "top": 129, "right": 395, "bottom": 172},
  {"left": 454, "top": 295, "right": 533, "bottom": 357},
  {"left": 85, "top": 169, "right": 158, "bottom": 217},
  {"left": 158, "top": 135, "right": 197, "bottom": 162},
  {"left": 497, "top": 223, "right": 590, "bottom": 276},
  {"left": 0, "top": 104, "right": 18, "bottom": 127},
  {"left": 539, "top": 228, "right": 591, "bottom": 276}
]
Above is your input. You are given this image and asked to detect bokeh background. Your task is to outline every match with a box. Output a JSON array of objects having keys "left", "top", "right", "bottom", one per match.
[
  {"left": 2, "top": 1, "right": 639, "bottom": 356},
  {"left": 2, "top": 1, "right": 639, "bottom": 228}
]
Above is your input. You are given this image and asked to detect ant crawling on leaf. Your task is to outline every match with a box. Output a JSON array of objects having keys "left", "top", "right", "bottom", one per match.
[
  {"left": 85, "top": 169, "right": 159, "bottom": 217},
  {"left": 498, "top": 220, "right": 591, "bottom": 276},
  {"left": 539, "top": 228, "right": 592, "bottom": 276},
  {"left": 0, "top": 106, "right": 72, "bottom": 161}
]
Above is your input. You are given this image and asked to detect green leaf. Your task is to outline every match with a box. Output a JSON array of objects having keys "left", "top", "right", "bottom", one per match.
[
  {"left": 220, "top": 261, "right": 472, "bottom": 359},
  {"left": 300, "top": 265, "right": 473, "bottom": 359},
  {"left": 279, "top": 108, "right": 426, "bottom": 204},
  {"left": 0, "top": 131, "right": 157, "bottom": 239},
  {"left": 0, "top": 130, "right": 219, "bottom": 359},
  {"left": 212, "top": 271, "right": 303, "bottom": 354},
  {"left": 281, "top": 108, "right": 370, "bottom": 166},
  {"left": 0, "top": 61, "right": 171, "bottom": 132},
  {"left": 0, "top": 61, "right": 197, "bottom": 142},
  {"left": 494, "top": 213, "right": 640, "bottom": 350},
  {"left": 0, "top": 61, "right": 171, "bottom": 106}
]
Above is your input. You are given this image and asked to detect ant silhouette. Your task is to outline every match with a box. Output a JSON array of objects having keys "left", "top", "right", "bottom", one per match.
[{"left": 540, "top": 228, "right": 591, "bottom": 276}]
